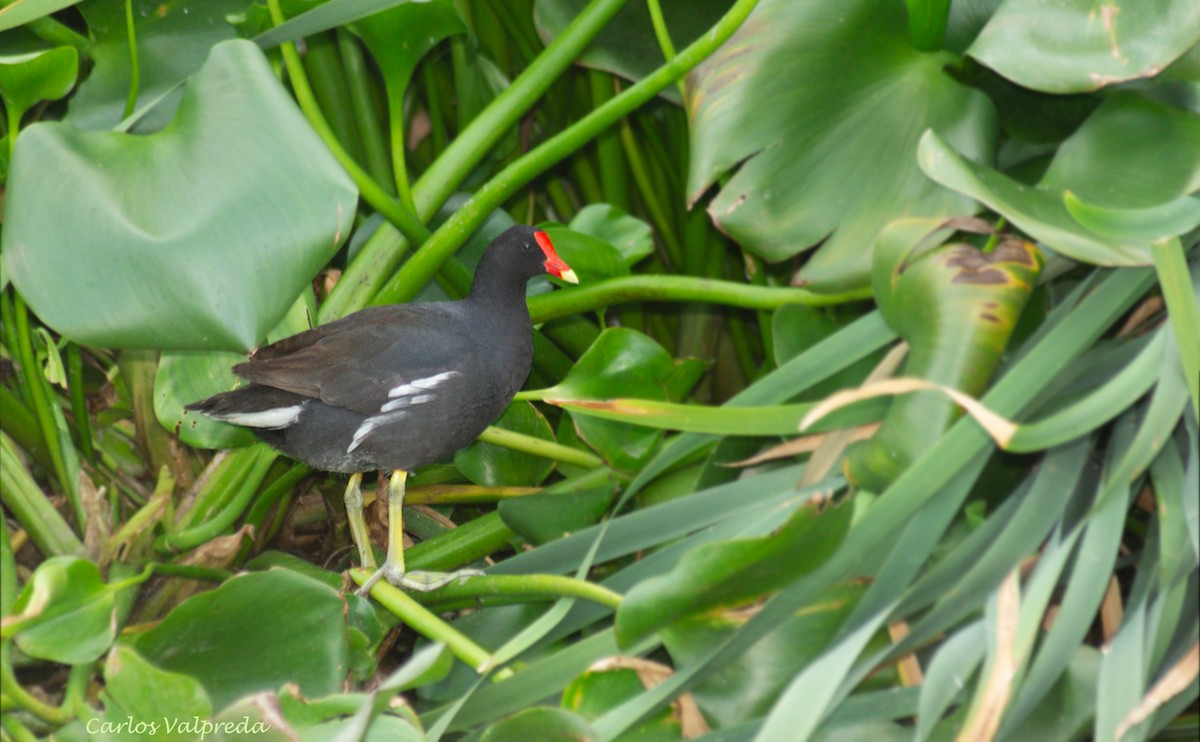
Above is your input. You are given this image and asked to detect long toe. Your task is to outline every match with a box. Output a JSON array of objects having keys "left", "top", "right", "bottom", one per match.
[{"left": 396, "top": 568, "right": 486, "bottom": 592}]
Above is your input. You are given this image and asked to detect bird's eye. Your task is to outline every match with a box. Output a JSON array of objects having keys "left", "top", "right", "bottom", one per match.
[{"left": 523, "top": 242, "right": 533, "bottom": 251}]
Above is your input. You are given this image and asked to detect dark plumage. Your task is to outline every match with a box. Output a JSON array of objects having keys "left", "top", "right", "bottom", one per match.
[{"left": 187, "top": 225, "right": 577, "bottom": 592}]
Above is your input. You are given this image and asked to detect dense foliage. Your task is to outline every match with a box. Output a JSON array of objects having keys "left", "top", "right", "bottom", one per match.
[{"left": 1, "top": 0, "right": 1197, "bottom": 740}]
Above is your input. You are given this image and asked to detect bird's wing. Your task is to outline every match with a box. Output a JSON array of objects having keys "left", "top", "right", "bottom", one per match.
[{"left": 232, "top": 305, "right": 480, "bottom": 415}]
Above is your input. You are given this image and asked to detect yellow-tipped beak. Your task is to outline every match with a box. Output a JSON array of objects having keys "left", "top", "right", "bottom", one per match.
[{"left": 559, "top": 268, "right": 580, "bottom": 284}]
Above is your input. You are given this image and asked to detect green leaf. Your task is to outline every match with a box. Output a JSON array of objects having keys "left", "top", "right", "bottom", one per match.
[
  {"left": 905, "top": 0, "right": 952, "bottom": 51},
  {"left": 499, "top": 480, "right": 615, "bottom": 545},
  {"left": 135, "top": 569, "right": 352, "bottom": 709},
  {"left": 456, "top": 401, "right": 556, "bottom": 487},
  {"left": 480, "top": 706, "right": 599, "bottom": 741},
  {"left": 918, "top": 93, "right": 1200, "bottom": 266},
  {"left": 0, "top": 1, "right": 87, "bottom": 33},
  {"left": 3, "top": 556, "right": 139, "bottom": 664},
  {"left": 3, "top": 40, "right": 357, "bottom": 351},
  {"left": 155, "top": 288, "right": 316, "bottom": 449},
  {"left": 687, "top": 0, "right": 995, "bottom": 291},
  {"left": 93, "top": 645, "right": 213, "bottom": 742},
  {"left": 66, "top": 0, "right": 249, "bottom": 131},
  {"left": 567, "top": 204, "right": 654, "bottom": 266},
  {"left": 847, "top": 225, "right": 1042, "bottom": 491},
  {"left": 561, "top": 664, "right": 681, "bottom": 740},
  {"left": 541, "top": 328, "right": 700, "bottom": 471},
  {"left": 967, "top": 0, "right": 1200, "bottom": 93},
  {"left": 541, "top": 226, "right": 631, "bottom": 284},
  {"left": 615, "top": 494, "right": 852, "bottom": 647},
  {"left": 661, "top": 582, "right": 864, "bottom": 728},
  {"left": 1064, "top": 193, "right": 1200, "bottom": 243},
  {"left": 0, "top": 46, "right": 78, "bottom": 120}
]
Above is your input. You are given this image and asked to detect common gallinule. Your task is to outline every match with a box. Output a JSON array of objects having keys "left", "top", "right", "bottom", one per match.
[{"left": 187, "top": 226, "right": 577, "bottom": 593}]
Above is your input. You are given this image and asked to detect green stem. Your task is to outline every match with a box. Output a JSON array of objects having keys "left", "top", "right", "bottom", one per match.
[
  {"left": 416, "top": 574, "right": 622, "bottom": 610},
  {"left": 373, "top": 0, "right": 762, "bottom": 305},
  {"left": 265, "top": 0, "right": 429, "bottom": 248},
  {"left": 349, "top": 568, "right": 510, "bottom": 677},
  {"left": 386, "top": 83, "right": 418, "bottom": 215},
  {"left": 477, "top": 426, "right": 603, "bottom": 468},
  {"left": 65, "top": 344, "right": 95, "bottom": 464},
  {"left": 620, "top": 116, "right": 684, "bottom": 268},
  {"left": 336, "top": 29, "right": 393, "bottom": 193},
  {"left": 406, "top": 512, "right": 514, "bottom": 572},
  {"left": 980, "top": 216, "right": 1008, "bottom": 253},
  {"left": 150, "top": 563, "right": 234, "bottom": 582},
  {"left": 155, "top": 449, "right": 277, "bottom": 553},
  {"left": 12, "top": 294, "right": 75, "bottom": 515},
  {"left": 0, "top": 712, "right": 40, "bottom": 742},
  {"left": 588, "top": 71, "right": 629, "bottom": 209},
  {"left": 645, "top": 0, "right": 685, "bottom": 98},
  {"left": 0, "top": 520, "right": 16, "bottom": 616},
  {"left": 0, "top": 641, "right": 72, "bottom": 725},
  {"left": 0, "top": 433, "right": 84, "bottom": 557},
  {"left": 122, "top": 0, "right": 140, "bottom": 119},
  {"left": 528, "top": 275, "right": 872, "bottom": 324},
  {"left": 27, "top": 16, "right": 90, "bottom": 55}
]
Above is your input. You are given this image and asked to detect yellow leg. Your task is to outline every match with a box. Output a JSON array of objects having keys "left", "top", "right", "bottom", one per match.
[
  {"left": 356, "top": 468, "right": 485, "bottom": 595},
  {"left": 343, "top": 473, "right": 375, "bottom": 568}
]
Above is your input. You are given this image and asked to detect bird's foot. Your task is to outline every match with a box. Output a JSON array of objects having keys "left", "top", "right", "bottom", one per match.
[{"left": 356, "top": 564, "right": 485, "bottom": 595}]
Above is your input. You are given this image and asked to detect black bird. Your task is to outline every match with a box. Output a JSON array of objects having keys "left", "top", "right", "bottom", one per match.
[{"left": 187, "top": 226, "right": 578, "bottom": 593}]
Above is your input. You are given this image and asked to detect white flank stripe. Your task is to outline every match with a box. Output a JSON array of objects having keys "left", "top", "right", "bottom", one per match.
[
  {"left": 387, "top": 371, "right": 459, "bottom": 398},
  {"left": 214, "top": 405, "right": 303, "bottom": 429},
  {"left": 380, "top": 393, "right": 437, "bottom": 413},
  {"left": 347, "top": 410, "right": 406, "bottom": 453}
]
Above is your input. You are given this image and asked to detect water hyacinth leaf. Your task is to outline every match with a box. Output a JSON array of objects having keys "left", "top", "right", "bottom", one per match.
[
  {"left": 67, "top": 0, "right": 249, "bottom": 132},
  {"left": 919, "top": 93, "right": 1200, "bottom": 266},
  {"left": 568, "top": 204, "right": 654, "bottom": 266},
  {"left": 3, "top": 40, "right": 357, "bottom": 351},
  {"left": 94, "top": 645, "right": 213, "bottom": 742},
  {"left": 614, "top": 495, "right": 851, "bottom": 647},
  {"left": 660, "top": 581, "right": 864, "bottom": 729},
  {"left": 0, "top": 46, "right": 77, "bottom": 120},
  {"left": 3, "top": 556, "right": 131, "bottom": 664},
  {"left": 1064, "top": 193, "right": 1200, "bottom": 244},
  {"left": 1040, "top": 93, "right": 1200, "bottom": 209},
  {"left": 156, "top": 288, "right": 317, "bottom": 450},
  {"left": 499, "top": 480, "right": 615, "bottom": 545},
  {"left": 455, "top": 401, "right": 556, "bottom": 487},
  {"left": 967, "top": 0, "right": 1200, "bottom": 93},
  {"left": 533, "top": 0, "right": 732, "bottom": 102},
  {"left": 844, "top": 223, "right": 1041, "bottom": 490},
  {"left": 479, "top": 707, "right": 598, "bottom": 741},
  {"left": 561, "top": 663, "right": 684, "bottom": 738},
  {"left": 134, "top": 569, "right": 351, "bottom": 709},
  {"left": 542, "top": 328, "right": 702, "bottom": 471},
  {"left": 687, "top": 0, "right": 995, "bottom": 291},
  {"left": 541, "top": 226, "right": 631, "bottom": 284}
]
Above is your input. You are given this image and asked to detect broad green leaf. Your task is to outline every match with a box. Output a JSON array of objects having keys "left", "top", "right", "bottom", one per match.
[
  {"left": 93, "top": 645, "right": 213, "bottom": 742},
  {"left": 135, "top": 569, "right": 352, "bottom": 709},
  {"left": 905, "top": 0, "right": 952, "bottom": 51},
  {"left": 541, "top": 226, "right": 631, "bottom": 284},
  {"left": 155, "top": 288, "right": 317, "bottom": 449},
  {"left": 687, "top": 0, "right": 995, "bottom": 291},
  {"left": 0, "top": 46, "right": 77, "bottom": 120},
  {"left": 67, "top": 0, "right": 249, "bottom": 131},
  {"left": 533, "top": 0, "right": 733, "bottom": 102},
  {"left": 561, "top": 664, "right": 682, "bottom": 740},
  {"left": 568, "top": 204, "right": 654, "bottom": 266},
  {"left": 3, "top": 556, "right": 144, "bottom": 664},
  {"left": 615, "top": 494, "right": 851, "bottom": 647},
  {"left": 499, "top": 480, "right": 615, "bottom": 545},
  {"left": 1041, "top": 93, "right": 1200, "bottom": 209},
  {"left": 0, "top": 0, "right": 87, "bottom": 33},
  {"left": 915, "top": 622, "right": 985, "bottom": 740},
  {"left": 968, "top": 0, "right": 1200, "bottom": 93},
  {"left": 539, "top": 328, "right": 702, "bottom": 471},
  {"left": 846, "top": 226, "right": 1042, "bottom": 491},
  {"left": 456, "top": 401, "right": 556, "bottom": 487},
  {"left": 661, "top": 582, "right": 864, "bottom": 729},
  {"left": 1064, "top": 193, "right": 1200, "bottom": 244},
  {"left": 919, "top": 93, "right": 1200, "bottom": 266},
  {"left": 480, "top": 706, "right": 598, "bottom": 741},
  {"left": 3, "top": 40, "right": 357, "bottom": 351}
]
